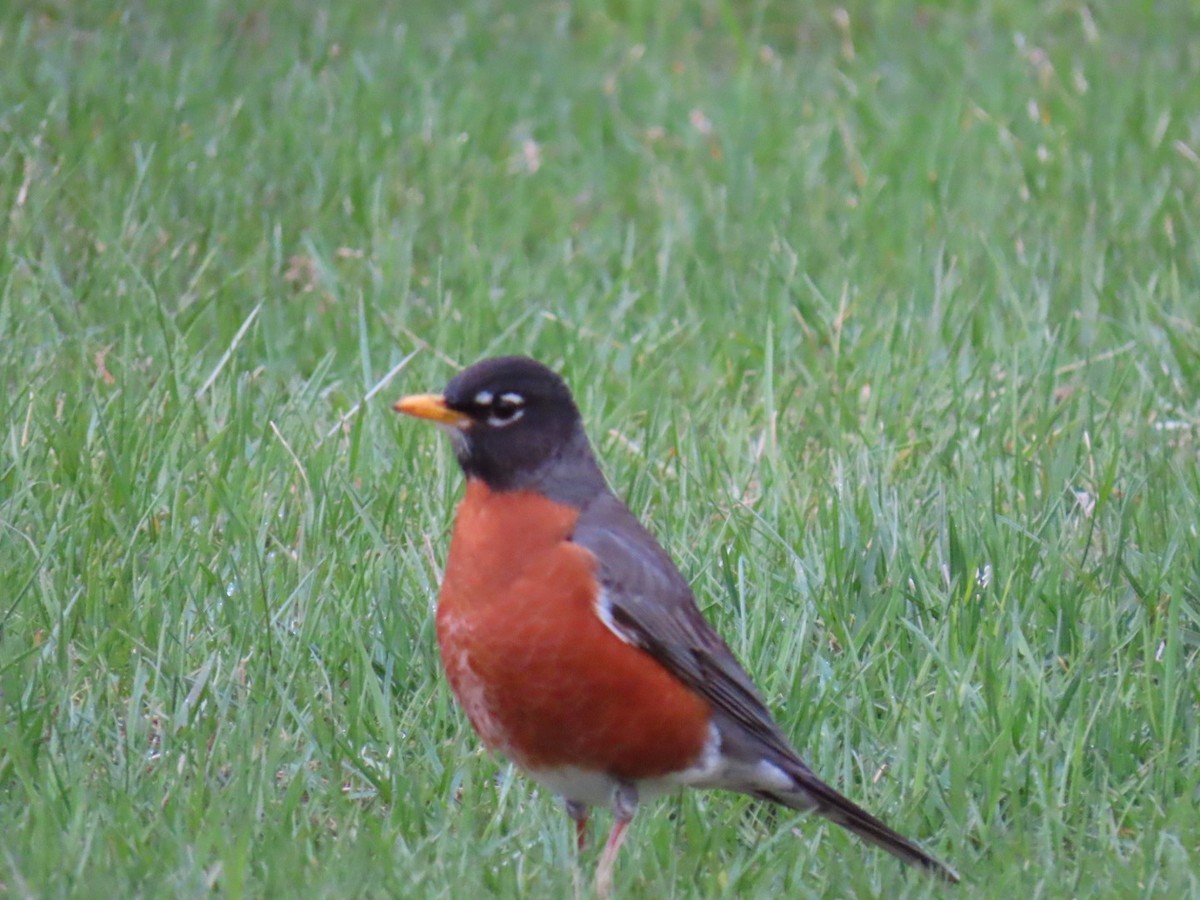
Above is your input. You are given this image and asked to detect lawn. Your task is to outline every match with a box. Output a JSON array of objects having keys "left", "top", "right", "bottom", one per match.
[{"left": 2, "top": 0, "right": 1198, "bottom": 896}]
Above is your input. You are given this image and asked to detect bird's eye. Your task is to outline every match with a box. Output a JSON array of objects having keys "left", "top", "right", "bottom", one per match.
[{"left": 486, "top": 392, "right": 525, "bottom": 427}]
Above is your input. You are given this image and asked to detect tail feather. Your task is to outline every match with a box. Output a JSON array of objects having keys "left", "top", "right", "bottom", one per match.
[{"left": 762, "top": 766, "right": 960, "bottom": 884}]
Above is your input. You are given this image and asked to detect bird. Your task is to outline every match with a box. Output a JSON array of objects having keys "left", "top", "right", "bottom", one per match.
[{"left": 394, "top": 355, "right": 959, "bottom": 895}]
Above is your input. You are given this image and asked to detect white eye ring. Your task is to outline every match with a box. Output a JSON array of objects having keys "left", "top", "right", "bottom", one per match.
[
  {"left": 474, "top": 390, "right": 493, "bottom": 405},
  {"left": 498, "top": 392, "right": 525, "bottom": 406},
  {"left": 486, "top": 407, "right": 525, "bottom": 427}
]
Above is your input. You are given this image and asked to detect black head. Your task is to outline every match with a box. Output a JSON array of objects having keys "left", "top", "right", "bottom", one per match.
[{"left": 395, "top": 356, "right": 606, "bottom": 502}]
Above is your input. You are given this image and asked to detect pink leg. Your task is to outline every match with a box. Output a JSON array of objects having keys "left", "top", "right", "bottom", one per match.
[
  {"left": 595, "top": 785, "right": 637, "bottom": 899},
  {"left": 566, "top": 800, "right": 589, "bottom": 852},
  {"left": 575, "top": 817, "right": 589, "bottom": 852},
  {"left": 595, "top": 818, "right": 630, "bottom": 899}
]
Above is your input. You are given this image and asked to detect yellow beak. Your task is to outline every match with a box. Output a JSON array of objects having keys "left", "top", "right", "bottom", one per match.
[{"left": 392, "top": 393, "right": 472, "bottom": 428}]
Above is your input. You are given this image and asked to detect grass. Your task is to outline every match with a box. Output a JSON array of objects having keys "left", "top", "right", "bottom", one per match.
[{"left": 2, "top": 0, "right": 1199, "bottom": 896}]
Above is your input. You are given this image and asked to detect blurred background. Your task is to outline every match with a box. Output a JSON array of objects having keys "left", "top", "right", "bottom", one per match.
[{"left": 2, "top": 2, "right": 1198, "bottom": 896}]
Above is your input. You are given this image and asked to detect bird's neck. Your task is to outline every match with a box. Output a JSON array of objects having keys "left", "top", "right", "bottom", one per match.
[{"left": 460, "top": 429, "right": 609, "bottom": 508}]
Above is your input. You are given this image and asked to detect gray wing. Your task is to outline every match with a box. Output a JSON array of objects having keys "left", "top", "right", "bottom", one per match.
[
  {"left": 571, "top": 490, "right": 799, "bottom": 764},
  {"left": 571, "top": 490, "right": 961, "bottom": 882}
]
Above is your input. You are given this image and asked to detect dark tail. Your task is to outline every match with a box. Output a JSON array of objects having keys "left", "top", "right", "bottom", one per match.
[{"left": 762, "top": 764, "right": 960, "bottom": 884}]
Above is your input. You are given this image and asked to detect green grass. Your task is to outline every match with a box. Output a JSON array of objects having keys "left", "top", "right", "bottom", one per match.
[{"left": 3, "top": 0, "right": 1199, "bottom": 896}]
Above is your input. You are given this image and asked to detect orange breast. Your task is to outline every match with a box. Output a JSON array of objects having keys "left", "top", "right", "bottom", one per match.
[{"left": 435, "top": 480, "right": 712, "bottom": 780}]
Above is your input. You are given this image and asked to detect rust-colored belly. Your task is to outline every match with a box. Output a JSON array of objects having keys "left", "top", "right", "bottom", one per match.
[{"left": 435, "top": 481, "right": 711, "bottom": 780}]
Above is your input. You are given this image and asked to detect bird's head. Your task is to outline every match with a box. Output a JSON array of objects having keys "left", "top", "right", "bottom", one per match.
[{"left": 394, "top": 356, "right": 604, "bottom": 501}]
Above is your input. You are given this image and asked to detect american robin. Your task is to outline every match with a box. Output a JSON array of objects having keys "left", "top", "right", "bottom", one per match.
[{"left": 394, "top": 356, "right": 958, "bottom": 894}]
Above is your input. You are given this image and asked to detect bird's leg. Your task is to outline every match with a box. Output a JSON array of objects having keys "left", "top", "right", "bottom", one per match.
[
  {"left": 565, "top": 800, "right": 589, "bottom": 900},
  {"left": 595, "top": 783, "right": 637, "bottom": 900},
  {"left": 566, "top": 799, "right": 589, "bottom": 852}
]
